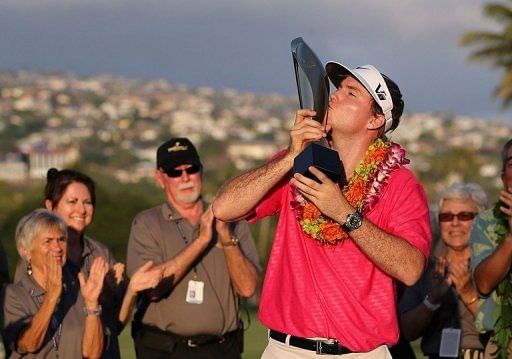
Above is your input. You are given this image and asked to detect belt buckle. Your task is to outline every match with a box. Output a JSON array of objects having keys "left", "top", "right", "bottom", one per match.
[{"left": 315, "top": 339, "right": 338, "bottom": 355}]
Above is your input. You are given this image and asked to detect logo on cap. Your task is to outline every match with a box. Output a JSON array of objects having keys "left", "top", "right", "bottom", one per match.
[
  {"left": 168, "top": 142, "right": 188, "bottom": 152},
  {"left": 375, "top": 84, "right": 387, "bottom": 101}
]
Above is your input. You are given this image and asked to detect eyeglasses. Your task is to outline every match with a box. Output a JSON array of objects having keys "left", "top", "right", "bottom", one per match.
[
  {"left": 163, "top": 164, "right": 201, "bottom": 178},
  {"left": 438, "top": 211, "right": 477, "bottom": 222}
]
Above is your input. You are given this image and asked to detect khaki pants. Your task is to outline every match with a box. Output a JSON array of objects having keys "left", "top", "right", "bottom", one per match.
[{"left": 261, "top": 338, "right": 392, "bottom": 359}]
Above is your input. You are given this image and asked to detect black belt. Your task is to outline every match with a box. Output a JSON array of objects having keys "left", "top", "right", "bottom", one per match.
[
  {"left": 184, "top": 333, "right": 226, "bottom": 347},
  {"left": 139, "top": 324, "right": 238, "bottom": 348},
  {"left": 180, "top": 329, "right": 241, "bottom": 348},
  {"left": 269, "top": 329, "right": 353, "bottom": 355}
]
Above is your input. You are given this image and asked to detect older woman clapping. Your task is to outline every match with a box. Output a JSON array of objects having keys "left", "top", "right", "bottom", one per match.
[
  {"left": 14, "top": 168, "right": 163, "bottom": 358},
  {"left": 399, "top": 183, "right": 489, "bottom": 359},
  {"left": 3, "top": 209, "right": 108, "bottom": 359}
]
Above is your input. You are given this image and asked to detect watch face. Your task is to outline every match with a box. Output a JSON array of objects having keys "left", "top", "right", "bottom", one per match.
[{"left": 346, "top": 212, "right": 362, "bottom": 230}]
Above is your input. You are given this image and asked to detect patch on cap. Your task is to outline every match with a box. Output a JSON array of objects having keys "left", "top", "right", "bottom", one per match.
[{"left": 168, "top": 142, "right": 189, "bottom": 153}]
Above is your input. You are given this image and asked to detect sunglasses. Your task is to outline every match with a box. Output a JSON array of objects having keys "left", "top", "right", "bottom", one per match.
[
  {"left": 163, "top": 164, "right": 201, "bottom": 178},
  {"left": 438, "top": 211, "right": 477, "bottom": 222}
]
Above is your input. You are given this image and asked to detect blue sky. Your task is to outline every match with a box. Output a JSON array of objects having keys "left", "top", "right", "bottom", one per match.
[{"left": 0, "top": 0, "right": 510, "bottom": 120}]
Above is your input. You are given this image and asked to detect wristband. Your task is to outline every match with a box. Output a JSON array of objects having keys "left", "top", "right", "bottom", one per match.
[
  {"left": 423, "top": 295, "right": 440, "bottom": 311},
  {"left": 83, "top": 305, "right": 102, "bottom": 316},
  {"left": 221, "top": 236, "right": 239, "bottom": 247}
]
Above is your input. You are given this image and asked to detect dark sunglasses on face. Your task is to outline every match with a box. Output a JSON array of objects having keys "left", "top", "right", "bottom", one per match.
[
  {"left": 438, "top": 211, "right": 477, "bottom": 222},
  {"left": 163, "top": 164, "right": 201, "bottom": 178}
]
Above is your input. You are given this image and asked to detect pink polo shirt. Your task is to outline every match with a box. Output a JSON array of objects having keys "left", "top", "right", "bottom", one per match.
[{"left": 250, "top": 166, "right": 431, "bottom": 352}]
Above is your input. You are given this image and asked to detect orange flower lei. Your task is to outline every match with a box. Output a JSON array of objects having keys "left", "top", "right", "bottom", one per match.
[{"left": 291, "top": 138, "right": 409, "bottom": 245}]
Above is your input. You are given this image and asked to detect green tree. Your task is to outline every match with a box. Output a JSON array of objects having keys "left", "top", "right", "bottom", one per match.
[
  {"left": 0, "top": 182, "right": 44, "bottom": 277},
  {"left": 460, "top": 1, "right": 512, "bottom": 107}
]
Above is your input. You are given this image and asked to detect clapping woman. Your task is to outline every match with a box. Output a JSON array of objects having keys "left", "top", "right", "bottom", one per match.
[
  {"left": 14, "top": 169, "right": 126, "bottom": 358},
  {"left": 399, "top": 183, "right": 489, "bottom": 358},
  {"left": 15, "top": 168, "right": 163, "bottom": 358},
  {"left": 3, "top": 209, "right": 108, "bottom": 358}
]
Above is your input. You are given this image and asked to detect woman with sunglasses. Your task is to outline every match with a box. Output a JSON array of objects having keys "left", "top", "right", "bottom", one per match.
[{"left": 399, "top": 182, "right": 488, "bottom": 359}]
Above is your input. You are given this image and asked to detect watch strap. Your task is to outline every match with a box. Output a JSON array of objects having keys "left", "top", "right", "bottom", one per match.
[{"left": 221, "top": 236, "right": 239, "bottom": 247}]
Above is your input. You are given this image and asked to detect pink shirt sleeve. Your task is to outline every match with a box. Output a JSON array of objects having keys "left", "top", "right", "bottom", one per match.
[
  {"left": 249, "top": 179, "right": 287, "bottom": 223},
  {"left": 370, "top": 167, "right": 431, "bottom": 259}
]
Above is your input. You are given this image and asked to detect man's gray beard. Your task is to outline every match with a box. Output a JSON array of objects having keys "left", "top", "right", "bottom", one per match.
[{"left": 176, "top": 191, "right": 201, "bottom": 204}]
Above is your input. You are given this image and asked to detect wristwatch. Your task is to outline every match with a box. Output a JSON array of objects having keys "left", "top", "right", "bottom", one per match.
[
  {"left": 221, "top": 236, "right": 239, "bottom": 247},
  {"left": 342, "top": 211, "right": 363, "bottom": 232}
]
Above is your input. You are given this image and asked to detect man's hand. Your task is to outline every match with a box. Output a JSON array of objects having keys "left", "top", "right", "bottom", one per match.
[
  {"left": 197, "top": 205, "right": 214, "bottom": 245},
  {"left": 290, "top": 166, "right": 349, "bottom": 222},
  {"left": 128, "top": 261, "right": 164, "bottom": 293},
  {"left": 287, "top": 110, "right": 329, "bottom": 159}
]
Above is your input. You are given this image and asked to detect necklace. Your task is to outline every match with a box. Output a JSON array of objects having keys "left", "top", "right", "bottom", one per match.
[
  {"left": 291, "top": 138, "right": 409, "bottom": 245},
  {"left": 491, "top": 200, "right": 511, "bottom": 359}
]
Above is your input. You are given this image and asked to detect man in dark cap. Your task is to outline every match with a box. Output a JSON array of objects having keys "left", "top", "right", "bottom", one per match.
[
  {"left": 127, "top": 137, "right": 260, "bottom": 359},
  {"left": 214, "top": 63, "right": 431, "bottom": 357}
]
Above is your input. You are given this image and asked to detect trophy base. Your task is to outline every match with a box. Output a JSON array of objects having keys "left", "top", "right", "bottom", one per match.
[{"left": 293, "top": 142, "right": 345, "bottom": 184}]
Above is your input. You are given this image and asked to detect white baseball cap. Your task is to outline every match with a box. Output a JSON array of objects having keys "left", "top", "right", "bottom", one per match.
[{"left": 325, "top": 62, "right": 395, "bottom": 132}]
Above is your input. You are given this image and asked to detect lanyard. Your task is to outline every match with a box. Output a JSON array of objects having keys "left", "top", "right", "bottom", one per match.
[
  {"left": 167, "top": 203, "right": 191, "bottom": 246},
  {"left": 174, "top": 218, "right": 189, "bottom": 245},
  {"left": 173, "top": 218, "right": 198, "bottom": 275}
]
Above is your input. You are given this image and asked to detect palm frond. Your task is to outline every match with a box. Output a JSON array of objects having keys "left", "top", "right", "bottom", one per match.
[
  {"left": 465, "top": 43, "right": 512, "bottom": 64},
  {"left": 459, "top": 31, "right": 505, "bottom": 46},
  {"left": 493, "top": 68, "right": 512, "bottom": 107},
  {"left": 484, "top": 3, "right": 512, "bottom": 24},
  {"left": 461, "top": 0, "right": 512, "bottom": 108}
]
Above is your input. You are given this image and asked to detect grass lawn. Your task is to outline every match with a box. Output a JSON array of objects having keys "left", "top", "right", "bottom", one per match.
[
  {"left": 118, "top": 309, "right": 426, "bottom": 358},
  {"left": 118, "top": 324, "right": 136, "bottom": 359}
]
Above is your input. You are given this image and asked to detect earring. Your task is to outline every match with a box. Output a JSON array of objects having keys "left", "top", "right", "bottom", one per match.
[{"left": 27, "top": 261, "right": 32, "bottom": 276}]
